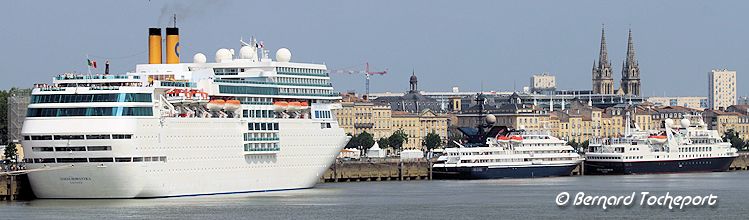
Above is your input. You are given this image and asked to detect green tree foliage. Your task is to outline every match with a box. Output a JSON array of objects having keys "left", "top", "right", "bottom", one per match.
[
  {"left": 0, "top": 90, "right": 8, "bottom": 145},
  {"left": 377, "top": 137, "right": 389, "bottom": 149},
  {"left": 567, "top": 140, "right": 579, "bottom": 149},
  {"left": 579, "top": 140, "right": 590, "bottom": 151},
  {"left": 388, "top": 129, "right": 408, "bottom": 151},
  {"left": 4, "top": 142, "right": 17, "bottom": 162},
  {"left": 345, "top": 133, "right": 359, "bottom": 149},
  {"left": 722, "top": 129, "right": 748, "bottom": 151},
  {"left": 357, "top": 131, "right": 375, "bottom": 150},
  {"left": 424, "top": 131, "right": 442, "bottom": 151},
  {"left": 344, "top": 131, "right": 375, "bottom": 150}
]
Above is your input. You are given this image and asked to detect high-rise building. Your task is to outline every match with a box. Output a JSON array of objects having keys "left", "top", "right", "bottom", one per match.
[
  {"left": 620, "top": 29, "right": 641, "bottom": 97},
  {"left": 592, "top": 27, "right": 615, "bottom": 94},
  {"left": 708, "top": 69, "right": 737, "bottom": 109}
]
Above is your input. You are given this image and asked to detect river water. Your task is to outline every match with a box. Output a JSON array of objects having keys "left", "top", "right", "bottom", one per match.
[{"left": 2, "top": 171, "right": 748, "bottom": 219}]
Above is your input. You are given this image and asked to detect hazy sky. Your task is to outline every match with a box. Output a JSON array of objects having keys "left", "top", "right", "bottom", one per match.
[{"left": 1, "top": 0, "right": 747, "bottom": 97}]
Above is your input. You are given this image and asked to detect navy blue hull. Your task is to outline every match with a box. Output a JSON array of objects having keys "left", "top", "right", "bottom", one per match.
[
  {"left": 433, "top": 164, "right": 579, "bottom": 179},
  {"left": 584, "top": 156, "right": 736, "bottom": 175}
]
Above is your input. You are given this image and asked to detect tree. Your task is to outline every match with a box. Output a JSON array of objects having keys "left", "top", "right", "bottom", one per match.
[
  {"left": 424, "top": 131, "right": 442, "bottom": 151},
  {"left": 388, "top": 129, "right": 408, "bottom": 151},
  {"left": 357, "top": 131, "right": 375, "bottom": 150},
  {"left": 723, "top": 129, "right": 748, "bottom": 151},
  {"left": 345, "top": 133, "right": 360, "bottom": 149},
  {"left": 0, "top": 89, "right": 9, "bottom": 145},
  {"left": 579, "top": 140, "right": 590, "bottom": 151},
  {"left": 377, "top": 137, "right": 389, "bottom": 149},
  {"left": 567, "top": 139, "right": 579, "bottom": 149},
  {"left": 4, "top": 142, "right": 17, "bottom": 163}
]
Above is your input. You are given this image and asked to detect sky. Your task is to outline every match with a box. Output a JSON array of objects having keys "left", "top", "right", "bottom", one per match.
[{"left": 1, "top": 0, "right": 747, "bottom": 97}]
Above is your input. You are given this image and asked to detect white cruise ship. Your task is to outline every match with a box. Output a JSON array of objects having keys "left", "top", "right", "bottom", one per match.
[
  {"left": 433, "top": 115, "right": 584, "bottom": 179},
  {"left": 585, "top": 115, "right": 738, "bottom": 175},
  {"left": 20, "top": 26, "right": 349, "bottom": 198}
]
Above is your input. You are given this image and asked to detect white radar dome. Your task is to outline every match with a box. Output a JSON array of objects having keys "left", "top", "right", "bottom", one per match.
[
  {"left": 485, "top": 114, "right": 496, "bottom": 124},
  {"left": 193, "top": 53, "right": 207, "bottom": 64},
  {"left": 215, "top": 48, "right": 232, "bottom": 63},
  {"left": 276, "top": 48, "right": 291, "bottom": 62},
  {"left": 664, "top": 118, "right": 674, "bottom": 127},
  {"left": 680, "top": 118, "right": 691, "bottom": 128},
  {"left": 239, "top": 45, "right": 256, "bottom": 60}
]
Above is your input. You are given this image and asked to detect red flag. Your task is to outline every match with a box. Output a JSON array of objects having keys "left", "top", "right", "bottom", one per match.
[{"left": 92, "top": 60, "right": 97, "bottom": 68}]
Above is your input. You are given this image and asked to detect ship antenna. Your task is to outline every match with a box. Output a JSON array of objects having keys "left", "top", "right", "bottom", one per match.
[{"left": 173, "top": 14, "right": 177, "bottom": 28}]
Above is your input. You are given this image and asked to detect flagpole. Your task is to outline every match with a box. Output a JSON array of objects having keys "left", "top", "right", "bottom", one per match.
[{"left": 86, "top": 54, "right": 91, "bottom": 75}]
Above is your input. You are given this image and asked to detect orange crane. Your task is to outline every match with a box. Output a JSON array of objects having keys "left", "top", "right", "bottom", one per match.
[{"left": 330, "top": 62, "right": 388, "bottom": 98}]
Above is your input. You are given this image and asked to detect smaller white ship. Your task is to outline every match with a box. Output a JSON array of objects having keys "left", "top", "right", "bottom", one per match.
[
  {"left": 585, "top": 114, "right": 738, "bottom": 175},
  {"left": 433, "top": 113, "right": 584, "bottom": 179}
]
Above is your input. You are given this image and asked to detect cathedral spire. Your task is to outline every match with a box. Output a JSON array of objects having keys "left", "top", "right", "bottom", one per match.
[
  {"left": 621, "top": 28, "right": 641, "bottom": 97},
  {"left": 598, "top": 25, "right": 609, "bottom": 68},
  {"left": 624, "top": 28, "right": 636, "bottom": 68}
]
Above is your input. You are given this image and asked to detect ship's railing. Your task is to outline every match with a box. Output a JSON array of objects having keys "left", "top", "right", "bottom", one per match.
[
  {"left": 214, "top": 79, "right": 332, "bottom": 87},
  {"left": 158, "top": 81, "right": 196, "bottom": 88},
  {"left": 55, "top": 75, "right": 140, "bottom": 80},
  {"left": 278, "top": 92, "right": 339, "bottom": 97}
]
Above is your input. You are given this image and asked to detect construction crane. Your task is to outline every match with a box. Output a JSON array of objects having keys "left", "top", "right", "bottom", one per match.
[{"left": 330, "top": 62, "right": 388, "bottom": 98}]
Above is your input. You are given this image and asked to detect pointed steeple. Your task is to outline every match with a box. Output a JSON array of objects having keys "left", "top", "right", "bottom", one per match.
[
  {"left": 620, "top": 28, "right": 641, "bottom": 96},
  {"left": 624, "top": 28, "right": 636, "bottom": 68},
  {"left": 598, "top": 25, "right": 610, "bottom": 68}
]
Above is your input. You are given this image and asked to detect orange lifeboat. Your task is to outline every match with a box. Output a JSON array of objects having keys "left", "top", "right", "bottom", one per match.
[
  {"left": 299, "top": 101, "right": 309, "bottom": 109},
  {"left": 287, "top": 101, "right": 301, "bottom": 111},
  {"left": 207, "top": 99, "right": 225, "bottom": 111},
  {"left": 497, "top": 135, "right": 510, "bottom": 143},
  {"left": 648, "top": 135, "right": 667, "bottom": 144},
  {"left": 509, "top": 135, "right": 523, "bottom": 142},
  {"left": 273, "top": 101, "right": 288, "bottom": 112},
  {"left": 224, "top": 100, "right": 241, "bottom": 112}
]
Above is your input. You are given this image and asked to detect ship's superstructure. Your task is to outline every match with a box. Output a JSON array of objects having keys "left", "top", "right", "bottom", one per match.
[
  {"left": 585, "top": 115, "right": 738, "bottom": 175},
  {"left": 20, "top": 26, "right": 349, "bottom": 198},
  {"left": 432, "top": 94, "right": 583, "bottom": 179}
]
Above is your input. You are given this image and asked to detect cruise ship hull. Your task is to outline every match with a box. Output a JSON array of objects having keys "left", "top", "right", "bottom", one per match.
[
  {"left": 23, "top": 118, "right": 349, "bottom": 199},
  {"left": 584, "top": 156, "right": 737, "bottom": 175},
  {"left": 432, "top": 164, "right": 579, "bottom": 179}
]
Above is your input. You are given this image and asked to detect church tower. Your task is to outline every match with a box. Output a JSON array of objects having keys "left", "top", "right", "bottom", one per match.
[
  {"left": 620, "top": 29, "right": 641, "bottom": 96},
  {"left": 592, "top": 26, "right": 614, "bottom": 94}
]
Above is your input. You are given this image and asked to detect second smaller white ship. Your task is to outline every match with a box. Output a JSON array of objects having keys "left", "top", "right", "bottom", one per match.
[{"left": 433, "top": 96, "right": 584, "bottom": 179}]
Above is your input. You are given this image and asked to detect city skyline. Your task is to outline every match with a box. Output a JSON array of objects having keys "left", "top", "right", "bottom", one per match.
[{"left": 1, "top": 0, "right": 747, "bottom": 97}]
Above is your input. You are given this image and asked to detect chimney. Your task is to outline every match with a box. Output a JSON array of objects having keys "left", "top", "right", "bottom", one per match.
[
  {"left": 165, "top": 27, "right": 180, "bottom": 64},
  {"left": 148, "top": 28, "right": 162, "bottom": 64}
]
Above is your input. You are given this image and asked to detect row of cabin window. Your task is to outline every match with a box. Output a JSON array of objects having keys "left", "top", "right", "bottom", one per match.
[
  {"left": 30, "top": 93, "right": 152, "bottom": 104},
  {"left": 315, "top": 110, "right": 331, "bottom": 118},
  {"left": 24, "top": 134, "right": 133, "bottom": 141},
  {"left": 27, "top": 107, "right": 152, "bottom": 117},
  {"left": 243, "top": 143, "right": 280, "bottom": 151},
  {"left": 243, "top": 132, "right": 278, "bottom": 141},
  {"left": 243, "top": 109, "right": 275, "bottom": 118},
  {"left": 23, "top": 156, "right": 166, "bottom": 164},
  {"left": 588, "top": 156, "right": 622, "bottom": 160},
  {"left": 31, "top": 146, "right": 111, "bottom": 152},
  {"left": 679, "top": 146, "right": 713, "bottom": 152},
  {"left": 248, "top": 122, "right": 279, "bottom": 131}
]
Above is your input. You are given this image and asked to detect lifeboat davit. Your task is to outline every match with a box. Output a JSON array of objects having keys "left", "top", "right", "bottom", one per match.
[
  {"left": 273, "top": 101, "right": 289, "bottom": 112},
  {"left": 287, "top": 101, "right": 301, "bottom": 111},
  {"left": 224, "top": 100, "right": 241, "bottom": 112},
  {"left": 207, "top": 99, "right": 225, "bottom": 111},
  {"left": 648, "top": 135, "right": 667, "bottom": 144}
]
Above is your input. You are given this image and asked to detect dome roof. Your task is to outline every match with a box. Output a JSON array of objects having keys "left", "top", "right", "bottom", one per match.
[{"left": 409, "top": 74, "right": 418, "bottom": 83}]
